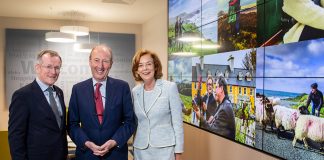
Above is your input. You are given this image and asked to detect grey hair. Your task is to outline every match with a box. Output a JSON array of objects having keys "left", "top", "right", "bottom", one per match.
[{"left": 36, "top": 50, "right": 62, "bottom": 64}]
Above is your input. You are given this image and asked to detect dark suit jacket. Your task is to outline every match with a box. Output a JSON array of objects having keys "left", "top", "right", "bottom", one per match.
[
  {"left": 8, "top": 80, "right": 67, "bottom": 160},
  {"left": 202, "top": 93, "right": 217, "bottom": 120},
  {"left": 202, "top": 99, "right": 236, "bottom": 140},
  {"left": 68, "top": 77, "right": 135, "bottom": 160}
]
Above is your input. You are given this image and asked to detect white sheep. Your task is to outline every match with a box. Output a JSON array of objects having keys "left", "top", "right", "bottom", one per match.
[
  {"left": 268, "top": 97, "right": 281, "bottom": 106},
  {"left": 255, "top": 97, "right": 264, "bottom": 123},
  {"left": 292, "top": 115, "right": 324, "bottom": 149},
  {"left": 273, "top": 105, "right": 300, "bottom": 132}
]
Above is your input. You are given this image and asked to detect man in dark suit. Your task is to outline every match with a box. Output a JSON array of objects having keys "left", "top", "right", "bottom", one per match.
[
  {"left": 194, "top": 76, "right": 236, "bottom": 140},
  {"left": 68, "top": 45, "right": 135, "bottom": 160},
  {"left": 8, "top": 50, "right": 67, "bottom": 160}
]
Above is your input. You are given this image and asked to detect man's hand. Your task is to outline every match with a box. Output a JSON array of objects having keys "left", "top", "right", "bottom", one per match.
[
  {"left": 193, "top": 107, "right": 201, "bottom": 119},
  {"left": 96, "top": 140, "right": 117, "bottom": 156},
  {"left": 85, "top": 141, "right": 102, "bottom": 156},
  {"left": 202, "top": 102, "right": 207, "bottom": 111},
  {"left": 207, "top": 115, "right": 214, "bottom": 124}
]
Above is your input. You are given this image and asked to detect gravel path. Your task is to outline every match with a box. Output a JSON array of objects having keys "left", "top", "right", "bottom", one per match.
[{"left": 255, "top": 124, "right": 323, "bottom": 160}]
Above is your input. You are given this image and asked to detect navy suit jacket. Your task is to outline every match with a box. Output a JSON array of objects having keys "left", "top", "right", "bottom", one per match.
[
  {"left": 8, "top": 80, "right": 67, "bottom": 160},
  {"left": 68, "top": 77, "right": 135, "bottom": 160}
]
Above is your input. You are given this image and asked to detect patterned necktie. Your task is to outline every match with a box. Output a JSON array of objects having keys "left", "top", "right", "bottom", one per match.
[
  {"left": 47, "top": 87, "right": 62, "bottom": 128},
  {"left": 95, "top": 83, "right": 104, "bottom": 124}
]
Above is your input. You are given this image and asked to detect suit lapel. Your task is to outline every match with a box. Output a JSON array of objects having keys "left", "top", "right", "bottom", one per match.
[
  {"left": 135, "top": 84, "right": 146, "bottom": 116},
  {"left": 53, "top": 85, "right": 66, "bottom": 130},
  {"left": 102, "top": 77, "right": 116, "bottom": 124},
  {"left": 145, "top": 80, "right": 162, "bottom": 114},
  {"left": 85, "top": 79, "right": 101, "bottom": 125},
  {"left": 31, "top": 80, "right": 60, "bottom": 129}
]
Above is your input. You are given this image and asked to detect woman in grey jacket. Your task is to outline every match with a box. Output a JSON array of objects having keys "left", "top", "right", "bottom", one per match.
[{"left": 131, "top": 50, "right": 184, "bottom": 160}]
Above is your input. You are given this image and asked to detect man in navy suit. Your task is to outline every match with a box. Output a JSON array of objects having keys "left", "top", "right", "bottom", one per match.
[
  {"left": 68, "top": 45, "right": 135, "bottom": 160},
  {"left": 8, "top": 50, "right": 67, "bottom": 160}
]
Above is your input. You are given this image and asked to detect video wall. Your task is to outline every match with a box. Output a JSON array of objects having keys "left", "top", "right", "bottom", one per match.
[{"left": 168, "top": 0, "right": 324, "bottom": 159}]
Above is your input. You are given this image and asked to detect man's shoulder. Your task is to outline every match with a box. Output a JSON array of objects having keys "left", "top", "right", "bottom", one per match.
[
  {"left": 11, "top": 81, "right": 40, "bottom": 101},
  {"left": 220, "top": 100, "right": 233, "bottom": 111},
  {"left": 73, "top": 78, "right": 92, "bottom": 87},
  {"left": 108, "top": 77, "right": 129, "bottom": 86},
  {"left": 14, "top": 81, "right": 35, "bottom": 94}
]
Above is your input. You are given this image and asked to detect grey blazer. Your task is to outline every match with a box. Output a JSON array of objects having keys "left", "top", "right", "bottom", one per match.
[{"left": 132, "top": 79, "right": 184, "bottom": 153}]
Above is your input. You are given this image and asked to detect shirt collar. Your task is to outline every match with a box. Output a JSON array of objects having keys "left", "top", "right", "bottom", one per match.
[
  {"left": 92, "top": 78, "right": 107, "bottom": 88},
  {"left": 36, "top": 77, "right": 51, "bottom": 92}
]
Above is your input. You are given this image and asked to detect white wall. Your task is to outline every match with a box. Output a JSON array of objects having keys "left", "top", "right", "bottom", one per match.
[{"left": 141, "top": 3, "right": 168, "bottom": 79}]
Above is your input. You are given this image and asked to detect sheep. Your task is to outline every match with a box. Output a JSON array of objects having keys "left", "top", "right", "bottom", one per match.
[
  {"left": 292, "top": 115, "right": 324, "bottom": 150},
  {"left": 298, "top": 105, "right": 310, "bottom": 115},
  {"left": 273, "top": 105, "right": 300, "bottom": 137},
  {"left": 268, "top": 97, "right": 281, "bottom": 106},
  {"left": 255, "top": 97, "right": 264, "bottom": 123},
  {"left": 255, "top": 96, "right": 275, "bottom": 130}
]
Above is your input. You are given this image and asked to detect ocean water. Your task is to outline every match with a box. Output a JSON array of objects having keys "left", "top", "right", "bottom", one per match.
[
  {"left": 256, "top": 89, "right": 301, "bottom": 99},
  {"left": 256, "top": 89, "right": 301, "bottom": 107}
]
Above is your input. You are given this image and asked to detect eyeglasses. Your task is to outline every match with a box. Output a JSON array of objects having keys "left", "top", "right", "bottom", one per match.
[
  {"left": 138, "top": 61, "right": 154, "bottom": 70},
  {"left": 207, "top": 82, "right": 213, "bottom": 86},
  {"left": 41, "top": 65, "right": 61, "bottom": 72}
]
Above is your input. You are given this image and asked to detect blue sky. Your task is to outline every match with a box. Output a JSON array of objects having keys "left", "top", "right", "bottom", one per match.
[
  {"left": 168, "top": 57, "right": 192, "bottom": 83},
  {"left": 257, "top": 77, "right": 324, "bottom": 94},
  {"left": 257, "top": 38, "right": 324, "bottom": 77},
  {"left": 169, "top": 0, "right": 201, "bottom": 18},
  {"left": 256, "top": 38, "right": 324, "bottom": 93},
  {"left": 192, "top": 49, "right": 250, "bottom": 68}
]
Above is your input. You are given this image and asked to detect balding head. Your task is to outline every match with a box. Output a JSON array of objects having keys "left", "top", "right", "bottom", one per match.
[{"left": 89, "top": 45, "right": 113, "bottom": 62}]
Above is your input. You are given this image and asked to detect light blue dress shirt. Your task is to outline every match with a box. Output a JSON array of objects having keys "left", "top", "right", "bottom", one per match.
[{"left": 36, "top": 77, "right": 63, "bottom": 116}]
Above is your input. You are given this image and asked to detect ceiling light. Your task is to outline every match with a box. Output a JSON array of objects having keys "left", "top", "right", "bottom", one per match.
[
  {"left": 178, "top": 32, "right": 203, "bottom": 42},
  {"left": 192, "top": 44, "right": 220, "bottom": 49},
  {"left": 74, "top": 43, "right": 97, "bottom": 53},
  {"left": 60, "top": 26, "right": 89, "bottom": 36},
  {"left": 45, "top": 32, "right": 76, "bottom": 43},
  {"left": 178, "top": 36, "right": 204, "bottom": 42},
  {"left": 171, "top": 52, "right": 198, "bottom": 56}
]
